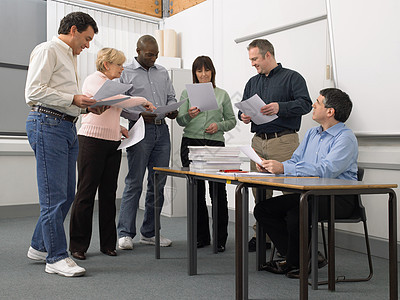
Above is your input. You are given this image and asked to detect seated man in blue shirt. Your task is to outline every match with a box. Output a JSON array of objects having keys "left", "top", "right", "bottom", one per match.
[{"left": 254, "top": 88, "right": 358, "bottom": 277}]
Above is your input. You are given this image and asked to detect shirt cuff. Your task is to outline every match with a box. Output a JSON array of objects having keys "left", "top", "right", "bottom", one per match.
[{"left": 282, "top": 161, "right": 295, "bottom": 176}]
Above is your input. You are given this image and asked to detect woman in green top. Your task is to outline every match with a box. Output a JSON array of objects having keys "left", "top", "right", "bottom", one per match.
[{"left": 177, "top": 56, "right": 236, "bottom": 252}]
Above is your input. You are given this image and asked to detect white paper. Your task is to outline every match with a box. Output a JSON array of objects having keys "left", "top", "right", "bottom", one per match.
[
  {"left": 117, "top": 116, "right": 145, "bottom": 150},
  {"left": 235, "top": 94, "right": 278, "bottom": 125},
  {"left": 92, "top": 80, "right": 132, "bottom": 101},
  {"left": 240, "top": 145, "right": 263, "bottom": 165},
  {"left": 154, "top": 100, "right": 185, "bottom": 114},
  {"left": 216, "top": 171, "right": 275, "bottom": 177},
  {"left": 90, "top": 96, "right": 130, "bottom": 107},
  {"left": 186, "top": 82, "right": 219, "bottom": 111}
]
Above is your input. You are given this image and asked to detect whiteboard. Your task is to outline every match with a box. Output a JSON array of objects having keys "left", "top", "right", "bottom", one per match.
[{"left": 330, "top": 0, "right": 400, "bottom": 135}]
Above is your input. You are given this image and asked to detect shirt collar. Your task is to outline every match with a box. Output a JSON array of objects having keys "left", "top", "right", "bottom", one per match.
[
  {"left": 52, "top": 36, "right": 74, "bottom": 56},
  {"left": 131, "top": 57, "right": 159, "bottom": 71},
  {"left": 267, "top": 63, "right": 282, "bottom": 77},
  {"left": 318, "top": 122, "right": 345, "bottom": 136}
]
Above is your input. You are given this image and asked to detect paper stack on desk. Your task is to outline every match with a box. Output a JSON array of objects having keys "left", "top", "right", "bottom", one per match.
[{"left": 188, "top": 146, "right": 242, "bottom": 172}]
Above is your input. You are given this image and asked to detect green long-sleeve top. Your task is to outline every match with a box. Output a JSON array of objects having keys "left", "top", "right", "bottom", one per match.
[{"left": 176, "top": 87, "right": 237, "bottom": 142}]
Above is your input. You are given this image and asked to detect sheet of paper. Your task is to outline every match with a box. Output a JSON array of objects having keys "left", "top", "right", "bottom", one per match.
[
  {"left": 240, "top": 145, "right": 263, "bottom": 165},
  {"left": 154, "top": 100, "right": 185, "bottom": 114},
  {"left": 117, "top": 116, "right": 145, "bottom": 150},
  {"left": 235, "top": 94, "right": 278, "bottom": 125},
  {"left": 90, "top": 96, "right": 130, "bottom": 108},
  {"left": 185, "top": 82, "right": 219, "bottom": 111},
  {"left": 93, "top": 80, "right": 132, "bottom": 101}
]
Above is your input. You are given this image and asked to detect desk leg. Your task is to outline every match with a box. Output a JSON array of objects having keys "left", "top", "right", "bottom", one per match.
[
  {"left": 187, "top": 177, "right": 197, "bottom": 275},
  {"left": 256, "top": 188, "right": 266, "bottom": 270},
  {"left": 154, "top": 171, "right": 160, "bottom": 259},
  {"left": 388, "top": 190, "right": 398, "bottom": 300},
  {"left": 212, "top": 181, "right": 218, "bottom": 254},
  {"left": 235, "top": 183, "right": 246, "bottom": 300},
  {"left": 299, "top": 192, "right": 309, "bottom": 300},
  {"left": 311, "top": 197, "right": 319, "bottom": 289},
  {"left": 242, "top": 186, "right": 249, "bottom": 299},
  {"left": 328, "top": 195, "right": 335, "bottom": 291}
]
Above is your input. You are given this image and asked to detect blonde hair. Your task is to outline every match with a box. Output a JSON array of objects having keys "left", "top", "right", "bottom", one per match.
[{"left": 96, "top": 48, "right": 126, "bottom": 72}]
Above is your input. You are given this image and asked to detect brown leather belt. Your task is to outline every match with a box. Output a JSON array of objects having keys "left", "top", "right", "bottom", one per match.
[
  {"left": 31, "top": 106, "right": 78, "bottom": 123},
  {"left": 257, "top": 129, "right": 296, "bottom": 140},
  {"left": 144, "top": 118, "right": 166, "bottom": 125}
]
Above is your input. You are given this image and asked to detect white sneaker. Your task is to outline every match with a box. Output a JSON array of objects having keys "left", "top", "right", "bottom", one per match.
[
  {"left": 118, "top": 236, "right": 134, "bottom": 250},
  {"left": 27, "top": 246, "right": 47, "bottom": 261},
  {"left": 45, "top": 257, "right": 86, "bottom": 277},
  {"left": 140, "top": 234, "right": 172, "bottom": 247}
]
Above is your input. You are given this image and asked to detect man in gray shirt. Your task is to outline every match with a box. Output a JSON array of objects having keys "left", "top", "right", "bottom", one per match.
[{"left": 117, "top": 35, "right": 178, "bottom": 250}]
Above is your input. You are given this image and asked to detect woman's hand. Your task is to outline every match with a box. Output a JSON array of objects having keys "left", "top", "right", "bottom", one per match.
[
  {"left": 188, "top": 106, "right": 200, "bottom": 118},
  {"left": 120, "top": 126, "right": 129, "bottom": 139},
  {"left": 143, "top": 101, "right": 156, "bottom": 112},
  {"left": 205, "top": 123, "right": 218, "bottom": 134}
]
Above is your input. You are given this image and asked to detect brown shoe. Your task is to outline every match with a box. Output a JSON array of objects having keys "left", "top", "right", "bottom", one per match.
[
  {"left": 71, "top": 251, "right": 86, "bottom": 260},
  {"left": 101, "top": 249, "right": 117, "bottom": 256}
]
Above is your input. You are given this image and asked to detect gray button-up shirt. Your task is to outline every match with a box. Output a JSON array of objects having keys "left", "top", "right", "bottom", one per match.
[{"left": 120, "top": 58, "right": 177, "bottom": 121}]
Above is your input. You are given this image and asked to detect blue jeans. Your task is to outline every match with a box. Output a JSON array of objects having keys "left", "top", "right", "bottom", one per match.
[
  {"left": 117, "top": 123, "right": 170, "bottom": 238},
  {"left": 26, "top": 111, "right": 79, "bottom": 263}
]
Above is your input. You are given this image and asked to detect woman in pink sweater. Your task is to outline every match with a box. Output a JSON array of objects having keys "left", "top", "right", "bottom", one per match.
[{"left": 69, "top": 48, "right": 155, "bottom": 260}]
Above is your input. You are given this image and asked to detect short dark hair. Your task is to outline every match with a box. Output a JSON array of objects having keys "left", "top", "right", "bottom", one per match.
[
  {"left": 247, "top": 39, "right": 275, "bottom": 57},
  {"left": 320, "top": 88, "right": 353, "bottom": 122},
  {"left": 137, "top": 35, "right": 158, "bottom": 50},
  {"left": 192, "top": 56, "right": 216, "bottom": 88},
  {"left": 58, "top": 12, "right": 98, "bottom": 35}
]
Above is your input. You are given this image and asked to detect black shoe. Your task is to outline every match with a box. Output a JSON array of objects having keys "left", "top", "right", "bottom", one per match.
[
  {"left": 217, "top": 245, "right": 225, "bottom": 252},
  {"left": 261, "top": 260, "right": 298, "bottom": 274},
  {"left": 197, "top": 241, "right": 210, "bottom": 248},
  {"left": 317, "top": 251, "right": 328, "bottom": 268},
  {"left": 285, "top": 252, "right": 327, "bottom": 279},
  {"left": 248, "top": 237, "right": 271, "bottom": 252}
]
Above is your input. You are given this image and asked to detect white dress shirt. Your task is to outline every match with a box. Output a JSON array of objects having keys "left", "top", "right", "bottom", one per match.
[{"left": 25, "top": 36, "right": 82, "bottom": 117}]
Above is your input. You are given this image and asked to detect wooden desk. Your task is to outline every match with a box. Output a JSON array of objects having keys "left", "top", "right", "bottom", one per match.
[{"left": 235, "top": 177, "right": 398, "bottom": 300}]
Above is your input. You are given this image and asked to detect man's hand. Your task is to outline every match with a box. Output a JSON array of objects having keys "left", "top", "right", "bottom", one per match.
[
  {"left": 73, "top": 95, "right": 97, "bottom": 108},
  {"left": 240, "top": 113, "right": 252, "bottom": 124},
  {"left": 188, "top": 106, "right": 200, "bottom": 118},
  {"left": 87, "top": 106, "right": 109, "bottom": 115},
  {"left": 140, "top": 112, "right": 157, "bottom": 123},
  {"left": 166, "top": 110, "right": 178, "bottom": 119},
  {"left": 120, "top": 126, "right": 129, "bottom": 138},
  {"left": 205, "top": 123, "right": 218, "bottom": 134},
  {"left": 143, "top": 101, "right": 156, "bottom": 112},
  {"left": 256, "top": 158, "right": 284, "bottom": 174},
  {"left": 260, "top": 102, "right": 279, "bottom": 115}
]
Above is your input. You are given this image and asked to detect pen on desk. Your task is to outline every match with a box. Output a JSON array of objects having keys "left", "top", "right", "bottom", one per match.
[{"left": 220, "top": 169, "right": 243, "bottom": 173}]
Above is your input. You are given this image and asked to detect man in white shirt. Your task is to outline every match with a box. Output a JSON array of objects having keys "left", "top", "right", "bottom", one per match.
[{"left": 25, "top": 12, "right": 101, "bottom": 277}]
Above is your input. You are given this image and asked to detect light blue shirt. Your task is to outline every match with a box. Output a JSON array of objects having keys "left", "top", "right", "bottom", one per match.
[
  {"left": 119, "top": 58, "right": 177, "bottom": 121},
  {"left": 282, "top": 122, "right": 358, "bottom": 180}
]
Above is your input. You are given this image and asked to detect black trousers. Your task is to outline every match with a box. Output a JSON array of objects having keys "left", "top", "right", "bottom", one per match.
[
  {"left": 253, "top": 193, "right": 357, "bottom": 267},
  {"left": 181, "top": 137, "right": 229, "bottom": 246},
  {"left": 69, "top": 135, "right": 121, "bottom": 253}
]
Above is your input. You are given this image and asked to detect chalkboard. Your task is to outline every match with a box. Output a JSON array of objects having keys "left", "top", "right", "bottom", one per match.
[
  {"left": 0, "top": 0, "right": 46, "bottom": 135},
  {"left": 330, "top": 0, "right": 400, "bottom": 135}
]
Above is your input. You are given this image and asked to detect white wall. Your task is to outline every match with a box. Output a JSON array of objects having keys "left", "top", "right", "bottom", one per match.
[{"left": 163, "top": 0, "right": 400, "bottom": 240}]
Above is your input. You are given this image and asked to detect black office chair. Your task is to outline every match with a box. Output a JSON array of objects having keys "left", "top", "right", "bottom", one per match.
[
  {"left": 269, "top": 167, "right": 373, "bottom": 283},
  {"left": 319, "top": 167, "right": 373, "bottom": 283}
]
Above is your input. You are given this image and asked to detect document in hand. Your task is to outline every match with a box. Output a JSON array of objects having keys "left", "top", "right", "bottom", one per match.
[
  {"left": 117, "top": 116, "right": 145, "bottom": 150},
  {"left": 93, "top": 80, "right": 132, "bottom": 100},
  {"left": 234, "top": 94, "right": 278, "bottom": 125},
  {"left": 185, "top": 82, "right": 219, "bottom": 111},
  {"left": 153, "top": 100, "right": 186, "bottom": 115},
  {"left": 240, "top": 145, "right": 263, "bottom": 165}
]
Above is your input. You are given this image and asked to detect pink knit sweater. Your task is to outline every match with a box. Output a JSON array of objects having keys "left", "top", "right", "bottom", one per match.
[{"left": 78, "top": 71, "right": 146, "bottom": 141}]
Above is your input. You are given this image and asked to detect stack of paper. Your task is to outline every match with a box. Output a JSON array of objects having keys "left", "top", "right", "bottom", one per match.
[{"left": 188, "top": 146, "right": 242, "bottom": 172}]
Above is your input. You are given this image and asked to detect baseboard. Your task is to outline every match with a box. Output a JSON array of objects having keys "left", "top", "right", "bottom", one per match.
[{"left": 2, "top": 203, "right": 398, "bottom": 261}]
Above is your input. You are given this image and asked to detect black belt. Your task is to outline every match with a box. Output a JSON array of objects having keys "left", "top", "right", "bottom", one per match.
[
  {"left": 257, "top": 129, "right": 296, "bottom": 140},
  {"left": 31, "top": 106, "right": 78, "bottom": 123},
  {"left": 144, "top": 118, "right": 166, "bottom": 125}
]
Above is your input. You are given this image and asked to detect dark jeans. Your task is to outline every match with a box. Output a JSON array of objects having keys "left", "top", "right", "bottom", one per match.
[
  {"left": 253, "top": 193, "right": 357, "bottom": 267},
  {"left": 180, "top": 137, "right": 229, "bottom": 246},
  {"left": 69, "top": 135, "right": 121, "bottom": 253}
]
